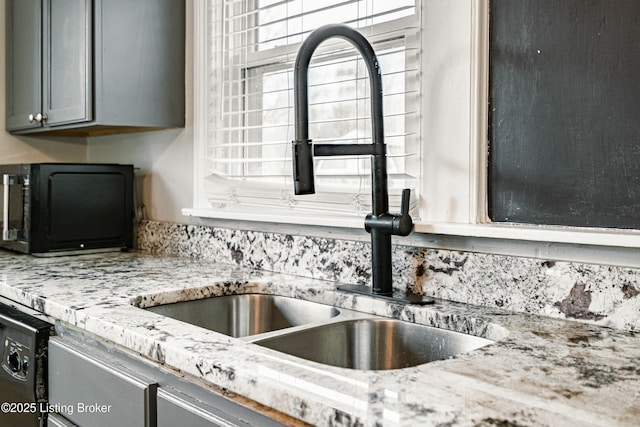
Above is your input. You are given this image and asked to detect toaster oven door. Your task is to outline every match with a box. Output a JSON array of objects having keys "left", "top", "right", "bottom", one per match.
[
  {"left": 29, "top": 163, "right": 134, "bottom": 254},
  {"left": 0, "top": 165, "right": 29, "bottom": 253}
]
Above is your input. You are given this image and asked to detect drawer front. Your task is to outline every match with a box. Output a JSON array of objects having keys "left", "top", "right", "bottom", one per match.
[
  {"left": 47, "top": 412, "right": 78, "bottom": 426},
  {"left": 157, "top": 389, "right": 231, "bottom": 427},
  {"left": 48, "top": 338, "right": 157, "bottom": 427},
  {"left": 157, "top": 387, "right": 287, "bottom": 427}
]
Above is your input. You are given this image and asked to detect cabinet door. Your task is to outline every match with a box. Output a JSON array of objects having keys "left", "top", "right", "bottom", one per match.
[
  {"left": 48, "top": 338, "right": 157, "bottom": 427},
  {"left": 5, "top": 0, "right": 42, "bottom": 131},
  {"left": 42, "top": 0, "right": 93, "bottom": 126}
]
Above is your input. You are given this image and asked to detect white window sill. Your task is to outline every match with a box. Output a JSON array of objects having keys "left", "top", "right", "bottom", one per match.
[
  {"left": 415, "top": 222, "right": 640, "bottom": 249},
  {"left": 182, "top": 208, "right": 365, "bottom": 229},
  {"left": 184, "top": 207, "right": 640, "bottom": 249}
]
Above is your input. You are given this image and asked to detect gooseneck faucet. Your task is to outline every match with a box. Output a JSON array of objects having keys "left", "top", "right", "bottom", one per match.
[{"left": 292, "top": 24, "right": 433, "bottom": 304}]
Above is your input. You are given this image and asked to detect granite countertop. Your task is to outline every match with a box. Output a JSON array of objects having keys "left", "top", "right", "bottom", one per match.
[{"left": 1, "top": 249, "right": 639, "bottom": 426}]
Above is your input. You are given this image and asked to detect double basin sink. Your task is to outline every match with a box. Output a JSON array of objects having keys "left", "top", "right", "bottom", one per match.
[{"left": 143, "top": 294, "right": 494, "bottom": 371}]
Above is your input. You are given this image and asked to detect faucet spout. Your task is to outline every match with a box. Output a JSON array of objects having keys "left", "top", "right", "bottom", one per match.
[
  {"left": 292, "top": 24, "right": 385, "bottom": 199},
  {"left": 291, "top": 24, "right": 432, "bottom": 304}
]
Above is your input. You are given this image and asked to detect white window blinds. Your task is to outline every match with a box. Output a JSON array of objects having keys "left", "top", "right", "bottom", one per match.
[{"left": 201, "top": 0, "right": 421, "bottom": 219}]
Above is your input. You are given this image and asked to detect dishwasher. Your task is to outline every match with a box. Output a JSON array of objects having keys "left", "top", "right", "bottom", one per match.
[{"left": 0, "top": 296, "right": 54, "bottom": 427}]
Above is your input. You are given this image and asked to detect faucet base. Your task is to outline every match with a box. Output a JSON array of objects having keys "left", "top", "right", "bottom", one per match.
[{"left": 337, "top": 284, "right": 435, "bottom": 305}]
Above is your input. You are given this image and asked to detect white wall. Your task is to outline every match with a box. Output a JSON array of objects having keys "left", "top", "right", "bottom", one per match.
[{"left": 86, "top": 128, "right": 193, "bottom": 223}]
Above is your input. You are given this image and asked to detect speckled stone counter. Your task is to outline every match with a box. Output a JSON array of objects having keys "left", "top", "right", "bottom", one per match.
[{"left": 1, "top": 249, "right": 639, "bottom": 426}]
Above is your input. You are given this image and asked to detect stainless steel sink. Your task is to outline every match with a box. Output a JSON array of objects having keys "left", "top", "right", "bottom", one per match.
[
  {"left": 144, "top": 294, "right": 340, "bottom": 338},
  {"left": 140, "top": 292, "right": 497, "bottom": 370},
  {"left": 253, "top": 318, "right": 494, "bottom": 370}
]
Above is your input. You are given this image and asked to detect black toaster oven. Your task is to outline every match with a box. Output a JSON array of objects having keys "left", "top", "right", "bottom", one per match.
[{"left": 0, "top": 163, "right": 134, "bottom": 255}]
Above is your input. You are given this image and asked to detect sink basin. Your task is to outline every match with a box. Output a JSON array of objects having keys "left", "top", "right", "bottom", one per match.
[
  {"left": 254, "top": 318, "right": 494, "bottom": 370},
  {"left": 141, "top": 292, "right": 497, "bottom": 370},
  {"left": 144, "top": 294, "right": 340, "bottom": 338}
]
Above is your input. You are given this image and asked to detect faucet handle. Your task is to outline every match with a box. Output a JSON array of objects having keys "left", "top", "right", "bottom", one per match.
[
  {"left": 400, "top": 188, "right": 411, "bottom": 215},
  {"left": 364, "top": 188, "right": 414, "bottom": 235},
  {"left": 393, "top": 188, "right": 413, "bottom": 236}
]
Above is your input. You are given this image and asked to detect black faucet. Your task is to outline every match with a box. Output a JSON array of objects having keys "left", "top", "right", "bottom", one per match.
[{"left": 291, "top": 24, "right": 433, "bottom": 305}]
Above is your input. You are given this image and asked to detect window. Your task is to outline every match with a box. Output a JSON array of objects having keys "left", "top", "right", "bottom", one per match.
[{"left": 192, "top": 0, "right": 421, "bottom": 224}]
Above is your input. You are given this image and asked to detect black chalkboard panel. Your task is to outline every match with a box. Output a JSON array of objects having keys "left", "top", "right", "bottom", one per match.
[{"left": 488, "top": 1, "right": 640, "bottom": 229}]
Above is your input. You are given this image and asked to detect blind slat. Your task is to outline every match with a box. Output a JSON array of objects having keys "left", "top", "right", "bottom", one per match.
[
  {"left": 208, "top": 131, "right": 418, "bottom": 148},
  {"left": 208, "top": 152, "right": 419, "bottom": 164},
  {"left": 211, "top": 111, "right": 419, "bottom": 133}
]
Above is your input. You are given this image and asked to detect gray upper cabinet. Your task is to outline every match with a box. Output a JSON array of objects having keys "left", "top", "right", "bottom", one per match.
[
  {"left": 5, "top": 0, "right": 185, "bottom": 137},
  {"left": 6, "top": 0, "right": 42, "bottom": 132}
]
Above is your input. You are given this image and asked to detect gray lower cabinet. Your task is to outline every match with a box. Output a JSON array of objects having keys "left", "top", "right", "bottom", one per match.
[
  {"left": 5, "top": 0, "right": 185, "bottom": 136},
  {"left": 48, "top": 337, "right": 157, "bottom": 427},
  {"left": 47, "top": 331, "right": 287, "bottom": 427},
  {"left": 157, "top": 389, "right": 231, "bottom": 427},
  {"left": 47, "top": 413, "right": 79, "bottom": 427},
  {"left": 156, "top": 380, "right": 286, "bottom": 427}
]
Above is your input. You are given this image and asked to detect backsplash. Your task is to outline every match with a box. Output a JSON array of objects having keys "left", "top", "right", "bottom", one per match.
[{"left": 137, "top": 220, "right": 640, "bottom": 332}]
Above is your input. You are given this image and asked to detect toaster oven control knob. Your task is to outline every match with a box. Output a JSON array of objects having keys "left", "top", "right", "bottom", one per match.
[{"left": 7, "top": 350, "right": 21, "bottom": 372}]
